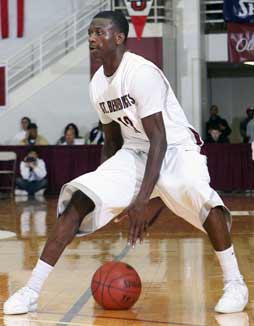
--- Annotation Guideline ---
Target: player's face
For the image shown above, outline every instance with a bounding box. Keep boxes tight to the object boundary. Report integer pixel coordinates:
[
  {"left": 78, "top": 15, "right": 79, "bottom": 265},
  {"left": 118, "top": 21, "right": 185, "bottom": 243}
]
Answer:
[{"left": 88, "top": 18, "right": 118, "bottom": 60}]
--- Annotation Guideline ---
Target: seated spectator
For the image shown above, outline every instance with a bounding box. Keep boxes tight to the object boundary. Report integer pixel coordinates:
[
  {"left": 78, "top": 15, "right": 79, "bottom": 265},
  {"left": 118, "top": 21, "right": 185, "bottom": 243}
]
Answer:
[
  {"left": 61, "top": 128, "right": 84, "bottom": 145},
  {"left": 15, "top": 148, "right": 48, "bottom": 197},
  {"left": 205, "top": 126, "right": 230, "bottom": 143},
  {"left": 57, "top": 123, "right": 81, "bottom": 144},
  {"left": 240, "top": 107, "right": 254, "bottom": 143},
  {"left": 86, "top": 121, "right": 104, "bottom": 145},
  {"left": 246, "top": 117, "right": 254, "bottom": 143},
  {"left": 11, "top": 116, "right": 31, "bottom": 144},
  {"left": 20, "top": 123, "right": 48, "bottom": 145},
  {"left": 206, "top": 105, "right": 231, "bottom": 141}
]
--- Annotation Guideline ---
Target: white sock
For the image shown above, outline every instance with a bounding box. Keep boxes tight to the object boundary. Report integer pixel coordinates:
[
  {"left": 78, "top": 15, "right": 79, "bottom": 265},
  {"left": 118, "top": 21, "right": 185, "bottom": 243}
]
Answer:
[
  {"left": 26, "top": 259, "right": 53, "bottom": 293},
  {"left": 215, "top": 245, "right": 243, "bottom": 283}
]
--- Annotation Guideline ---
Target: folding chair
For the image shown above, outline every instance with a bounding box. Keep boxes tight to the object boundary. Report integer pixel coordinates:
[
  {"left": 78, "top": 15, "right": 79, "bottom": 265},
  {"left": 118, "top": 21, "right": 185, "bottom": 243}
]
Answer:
[{"left": 0, "top": 151, "right": 17, "bottom": 197}]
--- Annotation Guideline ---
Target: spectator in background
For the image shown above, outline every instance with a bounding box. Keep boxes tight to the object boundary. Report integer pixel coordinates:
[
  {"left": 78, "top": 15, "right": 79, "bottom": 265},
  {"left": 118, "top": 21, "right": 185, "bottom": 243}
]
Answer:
[
  {"left": 11, "top": 116, "right": 31, "bottom": 144},
  {"left": 15, "top": 148, "right": 48, "bottom": 197},
  {"left": 60, "top": 128, "right": 84, "bottom": 145},
  {"left": 57, "top": 123, "right": 81, "bottom": 144},
  {"left": 246, "top": 115, "right": 254, "bottom": 143},
  {"left": 240, "top": 107, "right": 254, "bottom": 143},
  {"left": 206, "top": 105, "right": 231, "bottom": 142},
  {"left": 86, "top": 121, "right": 104, "bottom": 145},
  {"left": 205, "top": 126, "right": 229, "bottom": 143},
  {"left": 20, "top": 123, "right": 48, "bottom": 145}
]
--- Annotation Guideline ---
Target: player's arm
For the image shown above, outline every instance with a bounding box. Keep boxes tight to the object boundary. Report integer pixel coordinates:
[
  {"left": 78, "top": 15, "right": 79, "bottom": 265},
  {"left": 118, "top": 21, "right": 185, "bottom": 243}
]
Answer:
[
  {"left": 115, "top": 112, "right": 167, "bottom": 245},
  {"left": 136, "top": 112, "right": 167, "bottom": 200},
  {"left": 115, "top": 66, "right": 168, "bottom": 245},
  {"left": 89, "top": 82, "right": 123, "bottom": 162},
  {"left": 101, "top": 121, "right": 123, "bottom": 162}
]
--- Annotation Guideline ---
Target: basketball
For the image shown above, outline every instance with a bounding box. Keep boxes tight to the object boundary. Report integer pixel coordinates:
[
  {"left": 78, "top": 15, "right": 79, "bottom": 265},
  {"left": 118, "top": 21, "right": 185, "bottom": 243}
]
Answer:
[{"left": 91, "top": 261, "right": 142, "bottom": 310}]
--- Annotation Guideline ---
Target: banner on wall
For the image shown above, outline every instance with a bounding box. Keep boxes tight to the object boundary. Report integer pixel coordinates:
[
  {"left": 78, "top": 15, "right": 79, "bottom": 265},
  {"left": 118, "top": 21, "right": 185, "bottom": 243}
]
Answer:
[
  {"left": 224, "top": 0, "right": 254, "bottom": 23},
  {"left": 228, "top": 23, "right": 254, "bottom": 63},
  {"left": 0, "top": 65, "right": 7, "bottom": 108},
  {"left": 124, "top": 0, "right": 153, "bottom": 40},
  {"left": 0, "top": 0, "right": 25, "bottom": 38}
]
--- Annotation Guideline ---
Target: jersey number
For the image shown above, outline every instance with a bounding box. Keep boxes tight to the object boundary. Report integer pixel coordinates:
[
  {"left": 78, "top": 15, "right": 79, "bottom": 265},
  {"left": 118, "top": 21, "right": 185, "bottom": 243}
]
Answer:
[{"left": 117, "top": 116, "right": 141, "bottom": 133}]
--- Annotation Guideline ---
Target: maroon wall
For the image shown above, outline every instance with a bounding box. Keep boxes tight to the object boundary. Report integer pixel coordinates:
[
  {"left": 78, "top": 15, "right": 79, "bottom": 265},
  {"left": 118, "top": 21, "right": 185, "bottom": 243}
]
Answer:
[
  {"left": 90, "top": 37, "right": 163, "bottom": 77},
  {"left": 0, "top": 66, "right": 6, "bottom": 107},
  {"left": 126, "top": 37, "right": 163, "bottom": 69}
]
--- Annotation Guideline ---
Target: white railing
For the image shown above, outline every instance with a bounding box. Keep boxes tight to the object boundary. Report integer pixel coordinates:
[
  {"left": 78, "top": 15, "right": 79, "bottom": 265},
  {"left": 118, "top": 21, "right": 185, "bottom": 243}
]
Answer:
[
  {"left": 205, "top": 0, "right": 225, "bottom": 33},
  {"left": 5, "top": 0, "right": 110, "bottom": 93},
  {"left": 112, "top": 0, "right": 173, "bottom": 23}
]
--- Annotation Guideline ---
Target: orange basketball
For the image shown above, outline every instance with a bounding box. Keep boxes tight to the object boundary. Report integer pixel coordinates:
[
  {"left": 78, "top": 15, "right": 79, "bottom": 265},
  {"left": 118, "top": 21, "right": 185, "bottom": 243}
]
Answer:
[{"left": 91, "top": 261, "right": 142, "bottom": 310}]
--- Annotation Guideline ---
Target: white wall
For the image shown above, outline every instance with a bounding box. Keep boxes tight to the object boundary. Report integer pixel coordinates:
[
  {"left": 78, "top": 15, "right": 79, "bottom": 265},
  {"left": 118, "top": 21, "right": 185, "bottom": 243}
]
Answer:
[
  {"left": 208, "top": 77, "right": 254, "bottom": 142},
  {"left": 0, "top": 43, "right": 99, "bottom": 145},
  {"left": 0, "top": 0, "right": 96, "bottom": 60},
  {"left": 174, "top": 0, "right": 204, "bottom": 133},
  {"left": 205, "top": 34, "right": 228, "bottom": 62}
]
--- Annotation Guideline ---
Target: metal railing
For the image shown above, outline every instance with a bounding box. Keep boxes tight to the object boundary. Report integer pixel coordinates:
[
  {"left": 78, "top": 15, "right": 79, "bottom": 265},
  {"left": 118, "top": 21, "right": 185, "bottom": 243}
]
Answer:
[
  {"left": 5, "top": 0, "right": 174, "bottom": 95},
  {"left": 205, "top": 0, "right": 226, "bottom": 33},
  {"left": 112, "top": 0, "right": 173, "bottom": 23},
  {"left": 5, "top": 0, "right": 110, "bottom": 93}
]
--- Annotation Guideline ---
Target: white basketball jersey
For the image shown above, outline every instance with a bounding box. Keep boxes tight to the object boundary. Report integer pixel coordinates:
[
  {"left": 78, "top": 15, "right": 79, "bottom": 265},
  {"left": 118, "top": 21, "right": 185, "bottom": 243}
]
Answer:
[{"left": 89, "top": 52, "right": 202, "bottom": 152}]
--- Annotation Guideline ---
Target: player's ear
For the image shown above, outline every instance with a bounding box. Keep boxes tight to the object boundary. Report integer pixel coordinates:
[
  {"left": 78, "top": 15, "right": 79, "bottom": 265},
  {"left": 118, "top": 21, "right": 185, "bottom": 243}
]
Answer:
[{"left": 115, "top": 32, "right": 125, "bottom": 45}]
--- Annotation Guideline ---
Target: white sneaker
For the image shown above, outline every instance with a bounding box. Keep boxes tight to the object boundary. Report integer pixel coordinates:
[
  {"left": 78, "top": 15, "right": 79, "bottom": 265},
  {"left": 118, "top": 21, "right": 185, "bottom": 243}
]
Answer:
[
  {"left": 215, "top": 279, "right": 248, "bottom": 314},
  {"left": 4, "top": 287, "right": 39, "bottom": 315},
  {"left": 35, "top": 189, "right": 45, "bottom": 197},
  {"left": 15, "top": 189, "right": 28, "bottom": 196}
]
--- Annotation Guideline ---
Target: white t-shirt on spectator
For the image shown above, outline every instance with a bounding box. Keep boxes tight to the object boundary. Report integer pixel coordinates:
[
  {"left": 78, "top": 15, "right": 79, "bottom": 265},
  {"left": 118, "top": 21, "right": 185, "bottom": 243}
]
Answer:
[
  {"left": 61, "top": 138, "right": 84, "bottom": 145},
  {"left": 246, "top": 119, "right": 254, "bottom": 143},
  {"left": 20, "top": 159, "right": 47, "bottom": 181}
]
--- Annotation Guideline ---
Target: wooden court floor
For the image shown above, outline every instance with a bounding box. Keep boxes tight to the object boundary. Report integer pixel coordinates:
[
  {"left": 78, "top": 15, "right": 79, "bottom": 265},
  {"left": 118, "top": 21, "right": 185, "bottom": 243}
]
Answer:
[{"left": 0, "top": 195, "right": 253, "bottom": 326}]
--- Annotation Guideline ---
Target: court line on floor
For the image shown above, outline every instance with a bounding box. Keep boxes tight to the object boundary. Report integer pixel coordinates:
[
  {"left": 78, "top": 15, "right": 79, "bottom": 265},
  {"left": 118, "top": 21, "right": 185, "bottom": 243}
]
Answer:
[
  {"left": 0, "top": 230, "right": 16, "bottom": 240},
  {"left": 39, "top": 311, "right": 205, "bottom": 326},
  {"left": 57, "top": 244, "right": 131, "bottom": 325},
  {"left": 0, "top": 316, "right": 91, "bottom": 326},
  {"left": 231, "top": 211, "right": 254, "bottom": 216}
]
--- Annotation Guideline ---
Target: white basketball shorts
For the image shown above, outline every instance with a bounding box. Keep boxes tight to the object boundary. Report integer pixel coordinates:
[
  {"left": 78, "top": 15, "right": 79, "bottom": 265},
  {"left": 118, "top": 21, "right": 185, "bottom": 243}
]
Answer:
[{"left": 57, "top": 146, "right": 231, "bottom": 235}]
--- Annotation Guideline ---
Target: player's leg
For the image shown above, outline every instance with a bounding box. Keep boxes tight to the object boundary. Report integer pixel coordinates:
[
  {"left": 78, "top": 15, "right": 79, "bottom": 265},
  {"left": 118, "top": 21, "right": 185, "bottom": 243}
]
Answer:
[
  {"left": 203, "top": 207, "right": 248, "bottom": 313},
  {"left": 4, "top": 149, "right": 145, "bottom": 315},
  {"left": 40, "top": 190, "right": 95, "bottom": 266},
  {"left": 203, "top": 207, "right": 231, "bottom": 250},
  {"left": 157, "top": 147, "right": 248, "bottom": 314},
  {"left": 4, "top": 190, "right": 94, "bottom": 315}
]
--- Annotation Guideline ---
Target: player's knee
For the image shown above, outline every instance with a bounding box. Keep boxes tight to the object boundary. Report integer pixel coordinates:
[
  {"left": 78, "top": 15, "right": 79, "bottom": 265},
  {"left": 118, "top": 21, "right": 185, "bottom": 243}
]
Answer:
[
  {"left": 69, "top": 190, "right": 95, "bottom": 216},
  {"left": 62, "top": 190, "right": 95, "bottom": 220}
]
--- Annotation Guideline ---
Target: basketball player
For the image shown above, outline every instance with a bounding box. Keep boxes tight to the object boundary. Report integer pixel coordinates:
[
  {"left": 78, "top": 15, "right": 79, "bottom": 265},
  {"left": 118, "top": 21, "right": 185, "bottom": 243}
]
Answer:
[{"left": 4, "top": 11, "right": 248, "bottom": 315}]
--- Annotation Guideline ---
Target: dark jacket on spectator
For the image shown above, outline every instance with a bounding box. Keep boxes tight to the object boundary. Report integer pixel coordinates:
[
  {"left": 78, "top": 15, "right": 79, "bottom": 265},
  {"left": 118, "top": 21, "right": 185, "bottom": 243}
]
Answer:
[{"left": 206, "top": 116, "right": 231, "bottom": 140}]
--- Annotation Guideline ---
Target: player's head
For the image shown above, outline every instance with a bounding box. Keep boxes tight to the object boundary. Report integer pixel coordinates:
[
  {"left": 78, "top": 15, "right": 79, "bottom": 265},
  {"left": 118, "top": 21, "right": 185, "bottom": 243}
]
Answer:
[
  {"left": 93, "top": 11, "right": 129, "bottom": 42},
  {"left": 89, "top": 11, "right": 129, "bottom": 60}
]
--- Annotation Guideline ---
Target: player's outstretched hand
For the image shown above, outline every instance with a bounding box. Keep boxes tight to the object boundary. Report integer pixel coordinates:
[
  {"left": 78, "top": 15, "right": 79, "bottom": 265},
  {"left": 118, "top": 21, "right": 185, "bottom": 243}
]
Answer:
[{"left": 114, "top": 200, "right": 149, "bottom": 247}]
